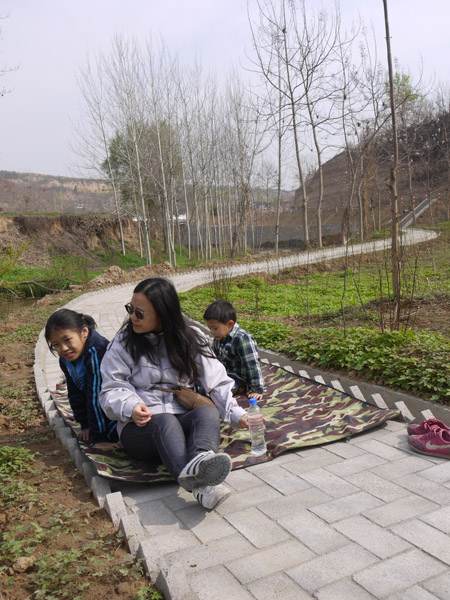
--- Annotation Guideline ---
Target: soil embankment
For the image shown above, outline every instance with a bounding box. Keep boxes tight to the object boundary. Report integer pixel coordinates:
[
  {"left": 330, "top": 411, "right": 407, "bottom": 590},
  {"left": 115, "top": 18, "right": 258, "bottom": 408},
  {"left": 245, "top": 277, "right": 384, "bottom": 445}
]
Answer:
[{"left": 0, "top": 214, "right": 139, "bottom": 268}]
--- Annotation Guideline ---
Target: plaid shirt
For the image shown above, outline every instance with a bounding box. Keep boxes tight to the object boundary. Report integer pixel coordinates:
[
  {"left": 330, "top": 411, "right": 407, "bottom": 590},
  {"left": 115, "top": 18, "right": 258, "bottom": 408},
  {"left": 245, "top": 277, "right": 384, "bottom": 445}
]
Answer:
[{"left": 212, "top": 323, "right": 265, "bottom": 394}]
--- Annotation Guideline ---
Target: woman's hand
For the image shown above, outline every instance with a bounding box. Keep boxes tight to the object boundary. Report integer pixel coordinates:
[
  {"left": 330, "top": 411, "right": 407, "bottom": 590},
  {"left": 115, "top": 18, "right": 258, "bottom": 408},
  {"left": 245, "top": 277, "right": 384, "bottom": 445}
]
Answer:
[
  {"left": 239, "top": 414, "right": 249, "bottom": 429},
  {"left": 238, "top": 413, "right": 267, "bottom": 430},
  {"left": 132, "top": 403, "right": 152, "bottom": 427}
]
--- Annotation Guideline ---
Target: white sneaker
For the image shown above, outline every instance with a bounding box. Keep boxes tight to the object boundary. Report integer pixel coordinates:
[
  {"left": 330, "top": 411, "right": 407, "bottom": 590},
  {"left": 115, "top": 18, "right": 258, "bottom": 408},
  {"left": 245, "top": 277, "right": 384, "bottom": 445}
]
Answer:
[
  {"left": 193, "top": 484, "right": 231, "bottom": 510},
  {"left": 178, "top": 451, "right": 232, "bottom": 492}
]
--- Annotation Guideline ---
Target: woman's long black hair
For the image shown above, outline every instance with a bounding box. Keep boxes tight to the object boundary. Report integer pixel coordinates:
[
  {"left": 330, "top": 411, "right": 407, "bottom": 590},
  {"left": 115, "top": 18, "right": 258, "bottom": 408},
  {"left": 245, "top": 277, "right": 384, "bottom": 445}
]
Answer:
[
  {"left": 45, "top": 309, "right": 96, "bottom": 355},
  {"left": 121, "top": 277, "right": 212, "bottom": 382}
]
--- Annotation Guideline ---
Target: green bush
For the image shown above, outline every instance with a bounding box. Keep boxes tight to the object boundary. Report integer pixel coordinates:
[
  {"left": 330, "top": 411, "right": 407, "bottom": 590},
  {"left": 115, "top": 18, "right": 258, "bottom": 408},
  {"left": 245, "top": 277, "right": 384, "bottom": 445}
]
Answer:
[
  {"left": 240, "top": 318, "right": 293, "bottom": 350},
  {"left": 282, "top": 327, "right": 450, "bottom": 401}
]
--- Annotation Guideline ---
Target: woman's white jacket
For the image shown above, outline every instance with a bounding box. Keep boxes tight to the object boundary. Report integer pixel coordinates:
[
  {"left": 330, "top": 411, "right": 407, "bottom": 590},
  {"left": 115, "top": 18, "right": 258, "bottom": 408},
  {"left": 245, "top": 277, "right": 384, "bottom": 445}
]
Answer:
[{"left": 99, "top": 327, "right": 246, "bottom": 435}]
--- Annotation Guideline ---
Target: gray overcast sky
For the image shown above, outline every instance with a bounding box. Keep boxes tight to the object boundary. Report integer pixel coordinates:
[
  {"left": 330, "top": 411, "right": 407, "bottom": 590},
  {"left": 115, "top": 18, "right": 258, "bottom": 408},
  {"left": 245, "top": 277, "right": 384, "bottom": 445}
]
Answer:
[{"left": 0, "top": 0, "right": 449, "bottom": 178}]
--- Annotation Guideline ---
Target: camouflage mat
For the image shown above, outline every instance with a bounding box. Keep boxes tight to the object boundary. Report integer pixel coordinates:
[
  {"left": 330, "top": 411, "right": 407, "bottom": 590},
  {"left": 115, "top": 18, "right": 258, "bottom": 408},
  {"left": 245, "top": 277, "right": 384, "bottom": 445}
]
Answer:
[{"left": 51, "top": 363, "right": 400, "bottom": 483}]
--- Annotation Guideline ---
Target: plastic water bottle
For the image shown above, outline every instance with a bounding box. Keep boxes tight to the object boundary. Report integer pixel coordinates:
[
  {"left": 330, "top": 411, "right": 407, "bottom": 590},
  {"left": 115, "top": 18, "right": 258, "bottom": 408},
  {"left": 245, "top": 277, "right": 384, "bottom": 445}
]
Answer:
[{"left": 247, "top": 398, "right": 266, "bottom": 455}]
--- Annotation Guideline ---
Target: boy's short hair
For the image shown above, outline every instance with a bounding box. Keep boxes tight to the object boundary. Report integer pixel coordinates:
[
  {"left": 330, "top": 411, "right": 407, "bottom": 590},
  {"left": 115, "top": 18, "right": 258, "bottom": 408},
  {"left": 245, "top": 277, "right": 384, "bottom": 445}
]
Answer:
[{"left": 203, "top": 300, "right": 237, "bottom": 324}]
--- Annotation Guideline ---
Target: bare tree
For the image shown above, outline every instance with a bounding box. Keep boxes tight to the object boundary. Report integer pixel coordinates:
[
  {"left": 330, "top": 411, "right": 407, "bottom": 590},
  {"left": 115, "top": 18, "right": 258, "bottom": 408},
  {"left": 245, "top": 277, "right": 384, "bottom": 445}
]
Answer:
[
  {"left": 104, "top": 35, "right": 153, "bottom": 264},
  {"left": 382, "top": 0, "right": 401, "bottom": 319},
  {"left": 250, "top": 0, "right": 312, "bottom": 246},
  {"left": 74, "top": 57, "right": 126, "bottom": 254},
  {"left": 434, "top": 84, "right": 450, "bottom": 220}
]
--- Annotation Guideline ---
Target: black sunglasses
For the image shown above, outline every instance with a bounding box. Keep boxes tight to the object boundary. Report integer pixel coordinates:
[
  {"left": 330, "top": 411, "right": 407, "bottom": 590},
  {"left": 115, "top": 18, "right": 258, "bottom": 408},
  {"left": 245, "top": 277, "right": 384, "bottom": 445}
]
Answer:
[{"left": 124, "top": 303, "right": 154, "bottom": 320}]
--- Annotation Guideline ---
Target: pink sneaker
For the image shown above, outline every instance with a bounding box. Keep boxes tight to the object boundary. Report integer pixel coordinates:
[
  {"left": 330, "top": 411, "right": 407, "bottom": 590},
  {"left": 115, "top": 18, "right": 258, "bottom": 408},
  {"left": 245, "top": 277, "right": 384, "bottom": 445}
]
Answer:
[
  {"left": 408, "top": 428, "right": 450, "bottom": 458},
  {"left": 407, "top": 418, "right": 450, "bottom": 436}
]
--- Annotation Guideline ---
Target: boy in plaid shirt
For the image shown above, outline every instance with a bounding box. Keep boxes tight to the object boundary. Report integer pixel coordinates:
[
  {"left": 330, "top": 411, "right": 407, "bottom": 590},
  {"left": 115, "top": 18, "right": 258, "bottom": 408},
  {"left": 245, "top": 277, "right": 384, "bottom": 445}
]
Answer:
[{"left": 203, "top": 300, "right": 265, "bottom": 400}]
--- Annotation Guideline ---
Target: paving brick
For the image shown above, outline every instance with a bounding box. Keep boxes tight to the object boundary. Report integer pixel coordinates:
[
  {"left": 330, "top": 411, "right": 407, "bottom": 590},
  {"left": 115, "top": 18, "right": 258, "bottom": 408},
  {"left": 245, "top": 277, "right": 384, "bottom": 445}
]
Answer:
[
  {"left": 281, "top": 448, "right": 343, "bottom": 475},
  {"left": 164, "top": 487, "right": 199, "bottom": 512},
  {"left": 247, "top": 452, "right": 300, "bottom": 468},
  {"left": 215, "top": 484, "right": 283, "bottom": 516},
  {"left": 367, "top": 429, "right": 409, "bottom": 450},
  {"left": 227, "top": 538, "right": 315, "bottom": 585},
  {"left": 225, "top": 468, "right": 262, "bottom": 491},
  {"left": 351, "top": 438, "right": 408, "bottom": 460},
  {"left": 396, "top": 473, "right": 450, "bottom": 505},
  {"left": 286, "top": 543, "right": 377, "bottom": 593},
  {"left": 316, "top": 577, "right": 377, "bottom": 599},
  {"left": 176, "top": 504, "right": 236, "bottom": 543},
  {"left": 310, "top": 491, "right": 383, "bottom": 523},
  {"left": 382, "top": 419, "right": 410, "bottom": 432},
  {"left": 224, "top": 506, "right": 290, "bottom": 548},
  {"left": 247, "top": 572, "right": 313, "bottom": 600},
  {"left": 188, "top": 565, "right": 254, "bottom": 600},
  {"left": 133, "top": 499, "right": 181, "bottom": 536},
  {"left": 353, "top": 549, "right": 447, "bottom": 598},
  {"left": 324, "top": 441, "right": 368, "bottom": 459},
  {"left": 138, "top": 528, "right": 200, "bottom": 570},
  {"left": 120, "top": 482, "right": 178, "bottom": 506},
  {"left": 344, "top": 470, "right": 409, "bottom": 502},
  {"left": 165, "top": 533, "right": 255, "bottom": 572},
  {"left": 372, "top": 456, "right": 435, "bottom": 480},
  {"left": 258, "top": 487, "right": 333, "bottom": 519},
  {"left": 422, "top": 571, "right": 450, "bottom": 599},
  {"left": 325, "top": 454, "right": 386, "bottom": 477},
  {"left": 420, "top": 505, "right": 450, "bottom": 534},
  {"left": 297, "top": 468, "right": 359, "bottom": 498},
  {"left": 334, "top": 515, "right": 411, "bottom": 558},
  {"left": 418, "top": 462, "right": 450, "bottom": 484},
  {"left": 390, "top": 520, "right": 450, "bottom": 566},
  {"left": 277, "top": 509, "right": 346, "bottom": 554},
  {"left": 386, "top": 585, "right": 442, "bottom": 600},
  {"left": 363, "top": 495, "right": 439, "bottom": 527},
  {"left": 249, "top": 464, "right": 311, "bottom": 495},
  {"left": 155, "top": 561, "right": 198, "bottom": 600}
]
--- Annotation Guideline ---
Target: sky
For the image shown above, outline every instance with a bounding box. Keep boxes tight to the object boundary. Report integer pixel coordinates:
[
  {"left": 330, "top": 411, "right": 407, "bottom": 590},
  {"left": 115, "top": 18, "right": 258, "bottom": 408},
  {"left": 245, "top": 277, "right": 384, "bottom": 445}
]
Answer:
[{"left": 0, "top": 0, "right": 449, "bottom": 180}]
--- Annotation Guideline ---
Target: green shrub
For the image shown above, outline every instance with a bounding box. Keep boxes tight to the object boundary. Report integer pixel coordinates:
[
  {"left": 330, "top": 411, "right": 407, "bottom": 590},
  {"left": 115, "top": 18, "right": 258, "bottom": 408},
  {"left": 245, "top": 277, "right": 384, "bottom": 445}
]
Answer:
[{"left": 282, "top": 327, "right": 450, "bottom": 401}]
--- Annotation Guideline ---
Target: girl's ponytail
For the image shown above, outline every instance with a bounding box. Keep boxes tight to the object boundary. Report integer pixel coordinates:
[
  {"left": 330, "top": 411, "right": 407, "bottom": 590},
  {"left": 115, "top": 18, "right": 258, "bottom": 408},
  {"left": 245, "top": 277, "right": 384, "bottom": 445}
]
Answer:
[{"left": 80, "top": 314, "right": 96, "bottom": 330}]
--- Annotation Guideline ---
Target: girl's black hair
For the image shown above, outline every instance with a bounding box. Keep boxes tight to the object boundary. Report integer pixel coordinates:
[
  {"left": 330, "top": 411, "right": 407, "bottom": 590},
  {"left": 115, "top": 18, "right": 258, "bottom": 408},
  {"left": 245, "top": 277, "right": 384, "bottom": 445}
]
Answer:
[
  {"left": 121, "top": 277, "right": 212, "bottom": 382},
  {"left": 45, "top": 308, "right": 96, "bottom": 354}
]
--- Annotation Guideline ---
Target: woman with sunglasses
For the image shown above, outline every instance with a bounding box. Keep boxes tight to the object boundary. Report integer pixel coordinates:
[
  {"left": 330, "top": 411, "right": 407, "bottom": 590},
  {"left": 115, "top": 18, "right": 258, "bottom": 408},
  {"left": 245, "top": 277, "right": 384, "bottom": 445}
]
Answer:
[{"left": 99, "top": 277, "right": 248, "bottom": 510}]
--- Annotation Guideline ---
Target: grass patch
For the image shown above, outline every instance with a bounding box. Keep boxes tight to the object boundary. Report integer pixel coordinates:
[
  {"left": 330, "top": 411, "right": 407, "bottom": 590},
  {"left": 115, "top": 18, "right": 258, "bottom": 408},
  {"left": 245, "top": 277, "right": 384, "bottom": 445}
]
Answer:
[{"left": 95, "top": 246, "right": 147, "bottom": 271}]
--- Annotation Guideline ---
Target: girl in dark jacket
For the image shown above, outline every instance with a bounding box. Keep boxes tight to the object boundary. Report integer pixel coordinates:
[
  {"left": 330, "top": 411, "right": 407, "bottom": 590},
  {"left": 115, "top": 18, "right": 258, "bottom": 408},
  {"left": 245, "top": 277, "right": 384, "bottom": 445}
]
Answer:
[{"left": 45, "top": 308, "right": 118, "bottom": 444}]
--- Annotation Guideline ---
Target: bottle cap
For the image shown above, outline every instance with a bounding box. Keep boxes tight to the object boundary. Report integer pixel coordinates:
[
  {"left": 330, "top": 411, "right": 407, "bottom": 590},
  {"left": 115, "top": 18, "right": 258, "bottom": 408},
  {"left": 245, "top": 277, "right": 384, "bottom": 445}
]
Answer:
[{"left": 249, "top": 398, "right": 257, "bottom": 405}]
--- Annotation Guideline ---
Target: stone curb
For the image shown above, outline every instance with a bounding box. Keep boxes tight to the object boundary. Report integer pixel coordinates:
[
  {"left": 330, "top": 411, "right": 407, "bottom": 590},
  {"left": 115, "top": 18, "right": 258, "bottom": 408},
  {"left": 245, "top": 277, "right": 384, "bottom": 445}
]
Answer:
[{"left": 118, "top": 514, "right": 146, "bottom": 555}]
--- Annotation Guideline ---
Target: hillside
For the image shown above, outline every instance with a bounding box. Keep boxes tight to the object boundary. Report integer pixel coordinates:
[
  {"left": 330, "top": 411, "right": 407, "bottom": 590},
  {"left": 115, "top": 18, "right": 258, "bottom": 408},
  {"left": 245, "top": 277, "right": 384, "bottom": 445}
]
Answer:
[
  {"left": 0, "top": 171, "right": 115, "bottom": 214},
  {"left": 299, "top": 111, "right": 450, "bottom": 236}
]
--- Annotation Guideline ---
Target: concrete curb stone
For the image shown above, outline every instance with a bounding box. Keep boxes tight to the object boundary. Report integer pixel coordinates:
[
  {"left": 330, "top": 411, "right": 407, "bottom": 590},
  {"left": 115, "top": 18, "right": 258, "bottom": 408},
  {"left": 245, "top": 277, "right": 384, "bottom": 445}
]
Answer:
[
  {"left": 104, "top": 491, "right": 128, "bottom": 527},
  {"left": 118, "top": 514, "right": 146, "bottom": 555}
]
